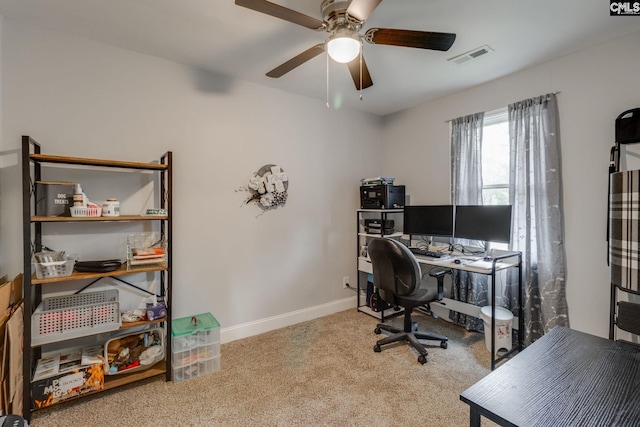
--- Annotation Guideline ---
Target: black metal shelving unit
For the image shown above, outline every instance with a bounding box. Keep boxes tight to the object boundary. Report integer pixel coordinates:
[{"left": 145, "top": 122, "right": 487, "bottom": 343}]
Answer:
[
  {"left": 21, "top": 136, "right": 172, "bottom": 420},
  {"left": 356, "top": 208, "right": 404, "bottom": 321}
]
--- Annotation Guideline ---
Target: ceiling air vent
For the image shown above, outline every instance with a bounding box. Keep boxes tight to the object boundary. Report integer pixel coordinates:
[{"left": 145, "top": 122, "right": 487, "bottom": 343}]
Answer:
[{"left": 448, "top": 45, "right": 494, "bottom": 65}]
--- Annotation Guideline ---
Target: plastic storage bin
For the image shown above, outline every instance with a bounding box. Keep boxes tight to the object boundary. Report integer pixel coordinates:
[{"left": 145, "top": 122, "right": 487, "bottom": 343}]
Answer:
[
  {"left": 33, "top": 257, "right": 76, "bottom": 279},
  {"left": 127, "top": 232, "right": 167, "bottom": 270},
  {"left": 69, "top": 205, "right": 102, "bottom": 217},
  {"left": 479, "top": 306, "right": 513, "bottom": 356},
  {"left": 171, "top": 313, "right": 220, "bottom": 382},
  {"left": 32, "top": 290, "right": 121, "bottom": 346}
]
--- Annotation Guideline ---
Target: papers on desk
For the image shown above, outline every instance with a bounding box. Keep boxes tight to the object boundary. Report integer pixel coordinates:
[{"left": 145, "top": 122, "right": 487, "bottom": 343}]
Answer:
[
  {"left": 415, "top": 255, "right": 513, "bottom": 271},
  {"left": 467, "top": 260, "right": 494, "bottom": 269},
  {"left": 457, "top": 259, "right": 509, "bottom": 271}
]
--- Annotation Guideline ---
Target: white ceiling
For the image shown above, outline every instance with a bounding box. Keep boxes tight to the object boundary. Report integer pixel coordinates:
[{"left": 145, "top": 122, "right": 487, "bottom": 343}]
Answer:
[{"left": 1, "top": 0, "right": 639, "bottom": 116}]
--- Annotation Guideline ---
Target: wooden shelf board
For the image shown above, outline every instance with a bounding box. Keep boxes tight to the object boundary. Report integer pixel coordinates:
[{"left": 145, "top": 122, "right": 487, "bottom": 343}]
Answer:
[
  {"left": 31, "top": 262, "right": 168, "bottom": 285},
  {"left": 30, "top": 320, "right": 166, "bottom": 347},
  {"left": 119, "top": 318, "right": 166, "bottom": 330},
  {"left": 30, "top": 153, "right": 167, "bottom": 170},
  {"left": 357, "top": 209, "right": 404, "bottom": 213},
  {"left": 104, "top": 361, "right": 167, "bottom": 390},
  {"left": 30, "top": 362, "right": 167, "bottom": 414},
  {"left": 358, "top": 232, "right": 403, "bottom": 238},
  {"left": 31, "top": 215, "right": 168, "bottom": 222}
]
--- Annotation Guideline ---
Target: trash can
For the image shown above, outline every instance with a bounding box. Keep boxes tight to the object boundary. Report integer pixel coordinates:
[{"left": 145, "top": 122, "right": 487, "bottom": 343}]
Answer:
[{"left": 479, "top": 306, "right": 513, "bottom": 355}]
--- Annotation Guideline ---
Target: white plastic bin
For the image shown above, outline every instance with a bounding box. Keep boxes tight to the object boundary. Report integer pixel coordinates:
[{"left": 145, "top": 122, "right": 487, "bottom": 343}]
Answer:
[{"left": 479, "top": 306, "right": 513, "bottom": 355}]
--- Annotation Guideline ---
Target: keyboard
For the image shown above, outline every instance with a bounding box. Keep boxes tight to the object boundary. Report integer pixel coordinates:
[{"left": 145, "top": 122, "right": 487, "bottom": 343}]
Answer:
[{"left": 409, "top": 248, "right": 447, "bottom": 258}]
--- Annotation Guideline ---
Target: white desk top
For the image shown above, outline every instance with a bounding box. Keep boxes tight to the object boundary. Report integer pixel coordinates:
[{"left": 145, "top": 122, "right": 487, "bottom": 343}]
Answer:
[
  {"left": 358, "top": 251, "right": 520, "bottom": 275},
  {"left": 414, "top": 254, "right": 518, "bottom": 274}
]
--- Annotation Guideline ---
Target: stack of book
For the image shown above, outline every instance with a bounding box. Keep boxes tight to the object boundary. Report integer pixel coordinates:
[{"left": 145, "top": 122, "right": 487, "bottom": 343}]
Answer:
[
  {"left": 127, "top": 233, "right": 166, "bottom": 269},
  {"left": 130, "top": 247, "right": 166, "bottom": 266}
]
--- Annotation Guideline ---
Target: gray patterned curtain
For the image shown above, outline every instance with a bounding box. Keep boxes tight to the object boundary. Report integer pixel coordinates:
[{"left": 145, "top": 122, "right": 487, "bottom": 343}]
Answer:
[
  {"left": 450, "top": 112, "right": 486, "bottom": 330},
  {"left": 508, "top": 93, "right": 569, "bottom": 345}
]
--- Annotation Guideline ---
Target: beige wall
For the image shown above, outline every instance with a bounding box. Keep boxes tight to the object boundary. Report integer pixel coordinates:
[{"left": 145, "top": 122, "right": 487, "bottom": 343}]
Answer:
[{"left": 0, "top": 19, "right": 383, "bottom": 342}]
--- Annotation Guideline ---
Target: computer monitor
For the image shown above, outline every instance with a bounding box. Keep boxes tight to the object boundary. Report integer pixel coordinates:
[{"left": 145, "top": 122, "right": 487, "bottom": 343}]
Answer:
[
  {"left": 453, "top": 205, "right": 512, "bottom": 244},
  {"left": 403, "top": 205, "right": 454, "bottom": 237}
]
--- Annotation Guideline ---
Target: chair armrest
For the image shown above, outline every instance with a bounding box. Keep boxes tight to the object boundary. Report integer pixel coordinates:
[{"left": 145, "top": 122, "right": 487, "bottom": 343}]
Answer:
[{"left": 429, "top": 268, "right": 451, "bottom": 300}]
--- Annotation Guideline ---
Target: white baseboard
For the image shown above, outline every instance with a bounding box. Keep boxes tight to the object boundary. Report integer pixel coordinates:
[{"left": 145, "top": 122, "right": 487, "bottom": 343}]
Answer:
[
  {"left": 220, "top": 296, "right": 357, "bottom": 344},
  {"left": 220, "top": 295, "right": 518, "bottom": 344}
]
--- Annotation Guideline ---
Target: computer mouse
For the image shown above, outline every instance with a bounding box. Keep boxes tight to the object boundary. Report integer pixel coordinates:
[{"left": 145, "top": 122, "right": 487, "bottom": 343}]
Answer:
[
  {"left": 454, "top": 259, "right": 462, "bottom": 264},
  {"left": 483, "top": 256, "right": 493, "bottom": 261}
]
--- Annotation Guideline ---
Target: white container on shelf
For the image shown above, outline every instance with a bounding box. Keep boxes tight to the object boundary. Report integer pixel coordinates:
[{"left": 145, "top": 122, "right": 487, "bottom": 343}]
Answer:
[
  {"left": 69, "top": 205, "right": 102, "bottom": 217},
  {"left": 102, "top": 198, "right": 120, "bottom": 216}
]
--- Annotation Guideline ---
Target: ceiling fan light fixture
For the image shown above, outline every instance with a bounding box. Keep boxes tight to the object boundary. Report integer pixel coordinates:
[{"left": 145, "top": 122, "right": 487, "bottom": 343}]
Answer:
[{"left": 327, "top": 31, "right": 361, "bottom": 63}]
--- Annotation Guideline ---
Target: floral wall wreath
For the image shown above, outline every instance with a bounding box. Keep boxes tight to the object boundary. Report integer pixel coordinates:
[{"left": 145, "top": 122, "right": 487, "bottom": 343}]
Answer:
[{"left": 239, "top": 164, "right": 289, "bottom": 212}]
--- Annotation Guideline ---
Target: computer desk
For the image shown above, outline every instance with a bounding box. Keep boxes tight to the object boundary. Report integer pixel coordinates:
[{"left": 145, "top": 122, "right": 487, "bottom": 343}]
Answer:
[{"left": 414, "top": 251, "right": 523, "bottom": 370}]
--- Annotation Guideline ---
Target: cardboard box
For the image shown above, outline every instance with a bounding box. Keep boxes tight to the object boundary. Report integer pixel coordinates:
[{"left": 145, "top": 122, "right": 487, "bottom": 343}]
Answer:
[
  {"left": 5, "top": 302, "right": 23, "bottom": 415},
  {"left": 0, "top": 274, "right": 25, "bottom": 415},
  {"left": 31, "top": 348, "right": 104, "bottom": 409},
  {"left": 35, "top": 181, "right": 75, "bottom": 216}
]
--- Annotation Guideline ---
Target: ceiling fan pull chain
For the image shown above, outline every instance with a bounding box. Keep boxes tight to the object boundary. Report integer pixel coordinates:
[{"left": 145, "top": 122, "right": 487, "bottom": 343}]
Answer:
[
  {"left": 359, "top": 48, "right": 363, "bottom": 101},
  {"left": 326, "top": 50, "right": 330, "bottom": 109}
]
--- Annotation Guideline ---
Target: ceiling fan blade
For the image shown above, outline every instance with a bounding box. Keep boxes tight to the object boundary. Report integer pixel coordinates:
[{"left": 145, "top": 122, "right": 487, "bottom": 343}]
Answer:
[
  {"left": 346, "top": 55, "right": 373, "bottom": 90},
  {"left": 365, "top": 28, "right": 456, "bottom": 51},
  {"left": 235, "top": 0, "right": 325, "bottom": 30},
  {"left": 346, "top": 0, "right": 382, "bottom": 22},
  {"left": 266, "top": 44, "right": 325, "bottom": 78}
]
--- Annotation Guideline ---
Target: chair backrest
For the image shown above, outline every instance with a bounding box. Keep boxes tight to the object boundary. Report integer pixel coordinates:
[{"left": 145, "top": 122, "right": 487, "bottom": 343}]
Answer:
[
  {"left": 368, "top": 237, "right": 421, "bottom": 298},
  {"left": 617, "top": 301, "right": 640, "bottom": 336}
]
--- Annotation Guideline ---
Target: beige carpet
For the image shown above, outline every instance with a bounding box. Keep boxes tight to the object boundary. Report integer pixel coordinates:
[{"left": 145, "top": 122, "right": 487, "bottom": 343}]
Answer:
[{"left": 30, "top": 309, "right": 496, "bottom": 426}]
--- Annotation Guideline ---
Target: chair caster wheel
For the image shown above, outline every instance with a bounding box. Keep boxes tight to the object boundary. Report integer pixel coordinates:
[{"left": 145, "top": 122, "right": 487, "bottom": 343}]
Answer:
[
  {"left": 374, "top": 327, "right": 382, "bottom": 334},
  {"left": 441, "top": 341, "right": 448, "bottom": 349},
  {"left": 418, "top": 355, "right": 427, "bottom": 364},
  {"left": 373, "top": 345, "right": 381, "bottom": 353}
]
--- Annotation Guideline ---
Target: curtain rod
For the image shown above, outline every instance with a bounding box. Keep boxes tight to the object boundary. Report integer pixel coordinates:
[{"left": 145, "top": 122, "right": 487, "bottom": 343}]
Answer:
[{"left": 444, "top": 91, "right": 561, "bottom": 123}]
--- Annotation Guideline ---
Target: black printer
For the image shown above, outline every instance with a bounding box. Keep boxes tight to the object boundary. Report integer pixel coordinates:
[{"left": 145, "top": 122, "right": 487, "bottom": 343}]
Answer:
[{"left": 360, "top": 185, "right": 405, "bottom": 209}]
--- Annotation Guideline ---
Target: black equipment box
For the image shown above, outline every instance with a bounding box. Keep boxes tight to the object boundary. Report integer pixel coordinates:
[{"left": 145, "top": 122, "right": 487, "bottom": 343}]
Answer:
[
  {"left": 364, "top": 219, "right": 395, "bottom": 234},
  {"left": 360, "top": 185, "right": 405, "bottom": 209},
  {"left": 364, "top": 219, "right": 395, "bottom": 228}
]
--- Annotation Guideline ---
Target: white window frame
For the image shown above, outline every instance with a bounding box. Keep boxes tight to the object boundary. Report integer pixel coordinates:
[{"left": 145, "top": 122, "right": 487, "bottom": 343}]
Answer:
[{"left": 481, "top": 108, "right": 509, "bottom": 205}]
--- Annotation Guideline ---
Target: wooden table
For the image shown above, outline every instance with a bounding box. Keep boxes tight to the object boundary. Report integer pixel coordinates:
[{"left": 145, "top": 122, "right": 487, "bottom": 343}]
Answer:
[{"left": 460, "top": 326, "right": 640, "bottom": 426}]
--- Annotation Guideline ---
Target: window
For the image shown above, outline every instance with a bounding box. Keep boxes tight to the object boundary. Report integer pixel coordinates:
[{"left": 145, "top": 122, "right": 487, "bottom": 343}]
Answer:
[{"left": 481, "top": 108, "right": 509, "bottom": 205}]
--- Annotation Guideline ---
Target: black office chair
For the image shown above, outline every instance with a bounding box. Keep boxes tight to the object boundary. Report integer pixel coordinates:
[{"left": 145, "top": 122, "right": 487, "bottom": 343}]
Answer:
[{"left": 368, "top": 237, "right": 449, "bottom": 364}]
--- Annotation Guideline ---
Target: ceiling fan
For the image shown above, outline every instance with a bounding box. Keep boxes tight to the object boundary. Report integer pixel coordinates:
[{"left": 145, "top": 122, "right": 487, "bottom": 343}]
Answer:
[{"left": 235, "top": 0, "right": 456, "bottom": 90}]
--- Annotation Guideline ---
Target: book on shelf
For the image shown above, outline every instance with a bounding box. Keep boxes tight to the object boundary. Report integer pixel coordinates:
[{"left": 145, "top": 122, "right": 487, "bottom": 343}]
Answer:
[{"left": 131, "top": 247, "right": 165, "bottom": 260}]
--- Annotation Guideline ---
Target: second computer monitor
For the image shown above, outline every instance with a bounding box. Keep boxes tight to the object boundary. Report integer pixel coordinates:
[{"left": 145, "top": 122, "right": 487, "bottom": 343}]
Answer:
[
  {"left": 403, "top": 205, "right": 454, "bottom": 237},
  {"left": 454, "top": 205, "right": 512, "bottom": 244}
]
